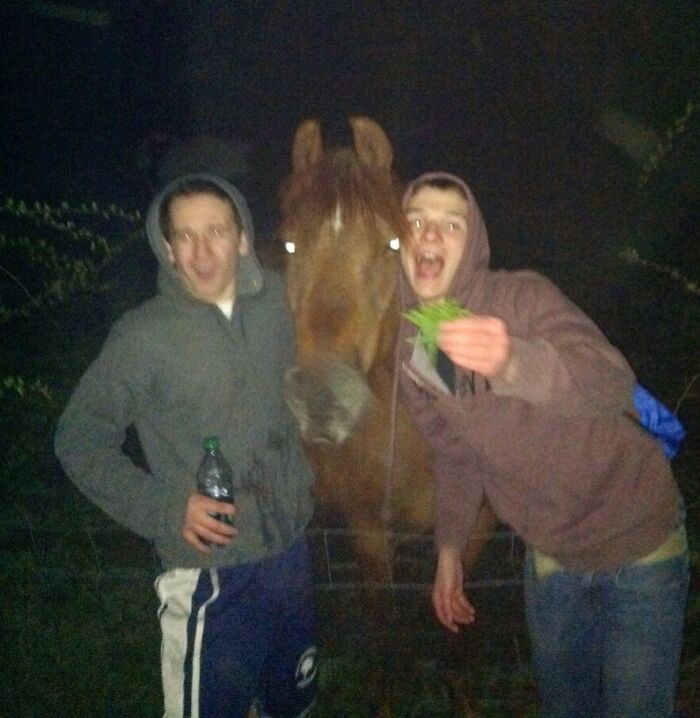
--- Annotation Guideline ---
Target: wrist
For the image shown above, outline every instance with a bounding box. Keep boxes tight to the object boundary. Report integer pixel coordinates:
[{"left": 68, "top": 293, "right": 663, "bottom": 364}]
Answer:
[{"left": 438, "top": 544, "right": 462, "bottom": 562}]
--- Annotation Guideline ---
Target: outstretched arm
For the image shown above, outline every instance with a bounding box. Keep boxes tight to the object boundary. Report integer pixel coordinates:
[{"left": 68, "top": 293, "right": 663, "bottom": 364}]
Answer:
[
  {"left": 440, "top": 275, "right": 635, "bottom": 416},
  {"left": 432, "top": 545, "right": 476, "bottom": 632}
]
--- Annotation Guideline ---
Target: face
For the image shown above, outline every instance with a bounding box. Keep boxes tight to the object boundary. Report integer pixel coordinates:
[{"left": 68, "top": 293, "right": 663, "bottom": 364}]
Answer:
[
  {"left": 401, "top": 185, "right": 469, "bottom": 303},
  {"left": 166, "top": 193, "right": 248, "bottom": 304}
]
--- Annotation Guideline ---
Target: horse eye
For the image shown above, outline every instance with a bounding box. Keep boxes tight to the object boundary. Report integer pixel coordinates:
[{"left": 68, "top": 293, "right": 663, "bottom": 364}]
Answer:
[
  {"left": 284, "top": 241, "right": 296, "bottom": 254},
  {"left": 388, "top": 237, "right": 400, "bottom": 251}
]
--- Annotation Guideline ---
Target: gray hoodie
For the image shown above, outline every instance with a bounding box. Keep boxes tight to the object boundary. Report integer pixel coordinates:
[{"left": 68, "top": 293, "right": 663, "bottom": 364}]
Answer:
[{"left": 55, "top": 174, "right": 314, "bottom": 569}]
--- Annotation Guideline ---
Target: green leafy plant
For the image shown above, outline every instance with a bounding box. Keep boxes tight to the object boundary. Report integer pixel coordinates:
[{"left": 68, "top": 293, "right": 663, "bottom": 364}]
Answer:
[
  {"left": 620, "top": 247, "right": 699, "bottom": 297},
  {"left": 403, "top": 298, "right": 472, "bottom": 363},
  {"left": 0, "top": 375, "right": 53, "bottom": 402},
  {"left": 0, "top": 195, "right": 142, "bottom": 324},
  {"left": 638, "top": 97, "right": 698, "bottom": 190}
]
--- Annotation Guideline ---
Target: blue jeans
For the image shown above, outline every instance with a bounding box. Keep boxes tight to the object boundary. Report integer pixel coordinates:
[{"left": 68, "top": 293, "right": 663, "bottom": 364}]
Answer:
[{"left": 524, "top": 545, "right": 689, "bottom": 718}]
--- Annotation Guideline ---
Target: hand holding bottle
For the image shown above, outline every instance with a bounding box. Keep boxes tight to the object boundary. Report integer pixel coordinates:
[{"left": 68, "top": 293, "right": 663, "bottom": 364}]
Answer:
[
  {"left": 183, "top": 436, "right": 238, "bottom": 554},
  {"left": 182, "top": 492, "right": 237, "bottom": 554}
]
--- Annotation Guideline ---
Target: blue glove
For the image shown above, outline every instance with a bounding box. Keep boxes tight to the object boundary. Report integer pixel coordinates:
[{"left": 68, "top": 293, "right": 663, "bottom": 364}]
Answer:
[{"left": 633, "top": 384, "right": 686, "bottom": 459}]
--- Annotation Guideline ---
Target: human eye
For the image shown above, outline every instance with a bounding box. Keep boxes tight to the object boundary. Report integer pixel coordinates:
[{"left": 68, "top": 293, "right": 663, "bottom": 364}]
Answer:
[
  {"left": 443, "top": 220, "right": 465, "bottom": 234},
  {"left": 170, "top": 230, "right": 191, "bottom": 244},
  {"left": 407, "top": 216, "right": 422, "bottom": 231},
  {"left": 207, "top": 225, "right": 229, "bottom": 240}
]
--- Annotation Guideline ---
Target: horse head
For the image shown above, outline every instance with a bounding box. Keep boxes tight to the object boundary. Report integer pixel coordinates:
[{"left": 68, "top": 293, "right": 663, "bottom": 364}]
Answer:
[
  {"left": 278, "top": 117, "right": 496, "bottom": 593},
  {"left": 280, "top": 117, "right": 408, "bottom": 444}
]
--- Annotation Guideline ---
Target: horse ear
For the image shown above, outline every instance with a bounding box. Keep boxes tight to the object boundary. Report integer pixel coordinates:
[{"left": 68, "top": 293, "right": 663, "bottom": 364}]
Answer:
[
  {"left": 349, "top": 116, "right": 393, "bottom": 170},
  {"left": 292, "top": 118, "right": 324, "bottom": 172}
]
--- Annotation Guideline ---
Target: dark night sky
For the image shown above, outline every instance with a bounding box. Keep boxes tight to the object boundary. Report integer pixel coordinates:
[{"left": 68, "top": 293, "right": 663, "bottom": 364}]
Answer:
[{"left": 1, "top": 0, "right": 698, "bottom": 228}]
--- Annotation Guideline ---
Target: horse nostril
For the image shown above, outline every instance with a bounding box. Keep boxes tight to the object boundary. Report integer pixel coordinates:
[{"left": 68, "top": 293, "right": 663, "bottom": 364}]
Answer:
[
  {"left": 284, "top": 366, "right": 317, "bottom": 401},
  {"left": 309, "top": 434, "right": 332, "bottom": 446}
]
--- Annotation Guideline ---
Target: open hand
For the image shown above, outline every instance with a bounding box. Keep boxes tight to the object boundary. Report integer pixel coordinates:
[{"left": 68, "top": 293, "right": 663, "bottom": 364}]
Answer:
[{"left": 432, "top": 546, "right": 476, "bottom": 633}]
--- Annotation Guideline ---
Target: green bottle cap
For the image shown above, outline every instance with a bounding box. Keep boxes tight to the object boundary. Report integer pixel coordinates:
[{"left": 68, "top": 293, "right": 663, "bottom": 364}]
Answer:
[{"left": 203, "top": 436, "right": 220, "bottom": 451}]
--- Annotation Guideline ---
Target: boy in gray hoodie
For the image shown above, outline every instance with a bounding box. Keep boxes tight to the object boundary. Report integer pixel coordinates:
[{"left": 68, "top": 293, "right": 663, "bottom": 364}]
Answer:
[{"left": 55, "top": 175, "right": 317, "bottom": 718}]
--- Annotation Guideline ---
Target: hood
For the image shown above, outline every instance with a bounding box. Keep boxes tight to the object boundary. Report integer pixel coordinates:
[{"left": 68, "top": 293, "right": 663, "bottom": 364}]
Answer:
[
  {"left": 145, "top": 173, "right": 264, "bottom": 302},
  {"left": 400, "top": 171, "right": 491, "bottom": 309}
]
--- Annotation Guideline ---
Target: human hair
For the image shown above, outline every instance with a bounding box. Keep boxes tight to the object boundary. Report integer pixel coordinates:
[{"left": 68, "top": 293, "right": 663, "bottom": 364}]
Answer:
[
  {"left": 407, "top": 175, "right": 469, "bottom": 201},
  {"left": 159, "top": 178, "right": 241, "bottom": 241}
]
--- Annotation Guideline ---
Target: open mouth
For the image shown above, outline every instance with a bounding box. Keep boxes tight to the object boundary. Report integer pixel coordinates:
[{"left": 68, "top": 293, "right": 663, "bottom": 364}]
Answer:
[
  {"left": 194, "top": 266, "right": 217, "bottom": 282},
  {"left": 415, "top": 251, "right": 444, "bottom": 279}
]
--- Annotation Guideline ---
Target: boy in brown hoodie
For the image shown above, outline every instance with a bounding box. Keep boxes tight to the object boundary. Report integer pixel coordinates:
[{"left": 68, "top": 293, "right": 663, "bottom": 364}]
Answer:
[{"left": 397, "top": 172, "right": 688, "bottom": 718}]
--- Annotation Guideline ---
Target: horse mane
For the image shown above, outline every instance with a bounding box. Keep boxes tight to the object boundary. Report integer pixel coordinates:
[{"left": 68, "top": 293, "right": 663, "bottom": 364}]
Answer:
[{"left": 279, "top": 147, "right": 406, "bottom": 245}]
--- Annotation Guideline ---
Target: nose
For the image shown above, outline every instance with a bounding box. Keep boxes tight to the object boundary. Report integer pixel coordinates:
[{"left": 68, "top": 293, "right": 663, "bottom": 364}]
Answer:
[
  {"left": 192, "top": 236, "right": 211, "bottom": 261},
  {"left": 421, "top": 220, "right": 442, "bottom": 242}
]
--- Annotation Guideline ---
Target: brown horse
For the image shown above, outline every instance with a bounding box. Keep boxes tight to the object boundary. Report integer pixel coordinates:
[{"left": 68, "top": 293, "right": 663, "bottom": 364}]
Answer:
[{"left": 279, "top": 116, "right": 494, "bottom": 583}]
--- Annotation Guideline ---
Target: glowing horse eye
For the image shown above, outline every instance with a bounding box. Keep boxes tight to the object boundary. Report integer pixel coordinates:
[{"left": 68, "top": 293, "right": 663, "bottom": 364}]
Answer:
[
  {"left": 284, "top": 241, "right": 296, "bottom": 254},
  {"left": 388, "top": 237, "right": 400, "bottom": 251}
]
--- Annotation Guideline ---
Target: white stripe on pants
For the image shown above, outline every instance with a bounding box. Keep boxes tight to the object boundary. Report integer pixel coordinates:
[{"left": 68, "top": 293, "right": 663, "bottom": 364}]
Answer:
[{"left": 155, "top": 567, "right": 221, "bottom": 718}]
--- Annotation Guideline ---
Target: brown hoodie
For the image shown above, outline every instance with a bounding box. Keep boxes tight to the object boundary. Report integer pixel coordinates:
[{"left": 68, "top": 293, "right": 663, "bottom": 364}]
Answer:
[{"left": 397, "top": 173, "right": 680, "bottom": 572}]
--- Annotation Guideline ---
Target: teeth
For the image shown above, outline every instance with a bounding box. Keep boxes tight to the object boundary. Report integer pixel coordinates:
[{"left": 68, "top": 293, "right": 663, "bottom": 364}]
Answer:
[{"left": 417, "top": 251, "right": 441, "bottom": 261}]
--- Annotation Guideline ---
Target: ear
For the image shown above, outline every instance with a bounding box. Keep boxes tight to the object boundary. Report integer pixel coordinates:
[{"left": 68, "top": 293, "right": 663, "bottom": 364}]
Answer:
[
  {"left": 239, "top": 231, "right": 250, "bottom": 256},
  {"left": 349, "top": 116, "right": 393, "bottom": 170},
  {"left": 292, "top": 118, "right": 323, "bottom": 172},
  {"left": 164, "top": 240, "right": 175, "bottom": 264}
]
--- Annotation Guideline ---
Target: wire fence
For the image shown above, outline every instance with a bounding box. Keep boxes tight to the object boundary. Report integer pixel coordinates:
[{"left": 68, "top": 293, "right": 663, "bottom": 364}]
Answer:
[
  {"left": 307, "top": 526, "right": 524, "bottom": 591},
  {"left": 0, "top": 515, "right": 524, "bottom": 592}
]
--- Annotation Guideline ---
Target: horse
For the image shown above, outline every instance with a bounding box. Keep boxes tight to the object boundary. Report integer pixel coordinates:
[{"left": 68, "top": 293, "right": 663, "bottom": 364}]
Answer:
[{"left": 279, "top": 116, "right": 495, "bottom": 584}]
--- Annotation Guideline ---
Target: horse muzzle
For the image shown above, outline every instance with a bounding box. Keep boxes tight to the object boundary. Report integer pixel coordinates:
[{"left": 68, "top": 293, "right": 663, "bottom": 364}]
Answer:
[{"left": 284, "top": 361, "right": 373, "bottom": 445}]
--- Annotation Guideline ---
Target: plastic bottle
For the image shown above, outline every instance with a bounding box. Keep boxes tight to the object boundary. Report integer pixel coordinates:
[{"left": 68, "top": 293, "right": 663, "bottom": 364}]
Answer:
[{"left": 195, "top": 436, "right": 235, "bottom": 526}]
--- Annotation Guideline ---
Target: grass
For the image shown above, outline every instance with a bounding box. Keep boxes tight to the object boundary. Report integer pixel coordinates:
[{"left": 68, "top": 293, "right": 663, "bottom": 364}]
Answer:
[
  {"left": 0, "top": 554, "right": 161, "bottom": 717},
  {"left": 0, "top": 535, "right": 537, "bottom": 717}
]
